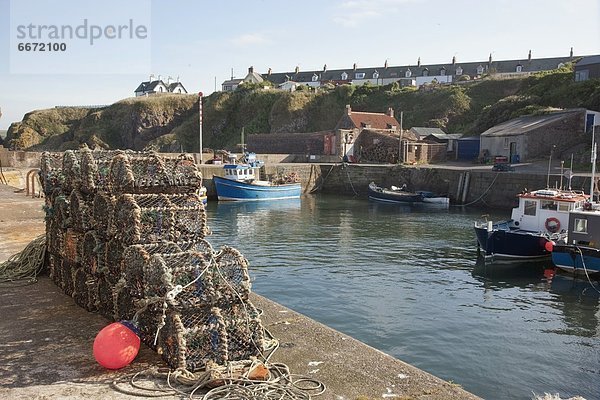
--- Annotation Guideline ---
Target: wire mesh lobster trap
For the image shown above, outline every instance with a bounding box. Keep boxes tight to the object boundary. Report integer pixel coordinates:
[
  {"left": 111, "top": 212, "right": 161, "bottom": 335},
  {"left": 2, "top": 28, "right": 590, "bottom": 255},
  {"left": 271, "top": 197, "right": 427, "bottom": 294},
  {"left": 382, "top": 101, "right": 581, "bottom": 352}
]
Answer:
[{"left": 40, "top": 148, "right": 268, "bottom": 374}]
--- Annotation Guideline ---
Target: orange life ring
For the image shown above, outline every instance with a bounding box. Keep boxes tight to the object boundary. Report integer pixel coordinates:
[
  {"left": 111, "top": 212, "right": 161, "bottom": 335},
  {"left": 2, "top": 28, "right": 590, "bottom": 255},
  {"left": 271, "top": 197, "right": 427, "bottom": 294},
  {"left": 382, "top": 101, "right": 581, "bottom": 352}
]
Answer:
[{"left": 545, "top": 217, "right": 561, "bottom": 233}]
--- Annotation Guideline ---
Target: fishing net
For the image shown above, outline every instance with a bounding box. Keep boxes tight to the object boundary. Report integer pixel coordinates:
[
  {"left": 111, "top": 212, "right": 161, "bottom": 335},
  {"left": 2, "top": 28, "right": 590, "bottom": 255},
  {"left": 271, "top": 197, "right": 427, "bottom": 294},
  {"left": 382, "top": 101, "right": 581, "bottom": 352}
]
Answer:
[{"left": 40, "top": 148, "right": 267, "bottom": 374}]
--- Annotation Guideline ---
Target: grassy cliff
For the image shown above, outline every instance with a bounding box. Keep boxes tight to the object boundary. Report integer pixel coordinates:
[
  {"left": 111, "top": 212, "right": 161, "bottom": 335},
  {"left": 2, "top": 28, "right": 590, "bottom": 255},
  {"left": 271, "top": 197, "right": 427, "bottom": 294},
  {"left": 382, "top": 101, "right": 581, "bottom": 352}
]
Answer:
[{"left": 6, "top": 64, "right": 600, "bottom": 152}]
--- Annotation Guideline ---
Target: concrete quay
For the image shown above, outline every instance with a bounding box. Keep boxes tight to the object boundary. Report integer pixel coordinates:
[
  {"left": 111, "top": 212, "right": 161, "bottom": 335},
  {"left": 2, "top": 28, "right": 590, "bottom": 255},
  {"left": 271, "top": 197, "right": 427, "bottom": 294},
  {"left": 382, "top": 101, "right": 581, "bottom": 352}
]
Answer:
[{"left": 0, "top": 184, "right": 480, "bottom": 399}]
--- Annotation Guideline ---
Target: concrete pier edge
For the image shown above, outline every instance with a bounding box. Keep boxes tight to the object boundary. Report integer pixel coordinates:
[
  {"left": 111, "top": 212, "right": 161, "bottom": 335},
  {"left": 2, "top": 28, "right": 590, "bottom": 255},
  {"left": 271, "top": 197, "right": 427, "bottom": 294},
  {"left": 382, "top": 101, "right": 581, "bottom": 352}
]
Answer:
[{"left": 0, "top": 183, "right": 480, "bottom": 399}]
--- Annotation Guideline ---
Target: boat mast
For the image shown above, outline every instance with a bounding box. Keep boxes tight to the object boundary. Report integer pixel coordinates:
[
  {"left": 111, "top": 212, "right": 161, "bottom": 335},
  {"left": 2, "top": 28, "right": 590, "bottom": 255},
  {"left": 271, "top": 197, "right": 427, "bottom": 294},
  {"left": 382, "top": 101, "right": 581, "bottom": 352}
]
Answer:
[
  {"left": 569, "top": 153, "right": 574, "bottom": 190},
  {"left": 591, "top": 125, "right": 597, "bottom": 201},
  {"left": 241, "top": 126, "right": 245, "bottom": 154}
]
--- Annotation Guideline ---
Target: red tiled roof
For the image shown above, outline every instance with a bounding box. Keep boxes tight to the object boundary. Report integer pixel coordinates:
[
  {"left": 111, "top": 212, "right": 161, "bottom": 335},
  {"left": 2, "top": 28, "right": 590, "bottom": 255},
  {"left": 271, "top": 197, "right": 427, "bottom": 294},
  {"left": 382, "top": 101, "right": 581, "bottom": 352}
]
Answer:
[{"left": 348, "top": 111, "right": 399, "bottom": 130}]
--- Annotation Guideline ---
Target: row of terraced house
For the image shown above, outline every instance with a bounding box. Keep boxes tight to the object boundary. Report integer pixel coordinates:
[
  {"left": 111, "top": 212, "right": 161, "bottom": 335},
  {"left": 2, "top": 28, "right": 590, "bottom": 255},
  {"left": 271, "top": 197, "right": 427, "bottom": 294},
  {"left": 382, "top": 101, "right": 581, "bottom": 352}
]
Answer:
[{"left": 222, "top": 48, "right": 600, "bottom": 92}]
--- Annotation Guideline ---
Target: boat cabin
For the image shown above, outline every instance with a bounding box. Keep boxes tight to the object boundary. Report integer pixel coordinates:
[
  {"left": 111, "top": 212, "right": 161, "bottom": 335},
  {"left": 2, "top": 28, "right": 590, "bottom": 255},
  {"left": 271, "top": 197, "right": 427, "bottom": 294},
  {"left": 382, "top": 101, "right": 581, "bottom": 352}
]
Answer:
[
  {"left": 566, "top": 209, "right": 600, "bottom": 246},
  {"left": 223, "top": 164, "right": 260, "bottom": 182},
  {"left": 510, "top": 189, "right": 588, "bottom": 233}
]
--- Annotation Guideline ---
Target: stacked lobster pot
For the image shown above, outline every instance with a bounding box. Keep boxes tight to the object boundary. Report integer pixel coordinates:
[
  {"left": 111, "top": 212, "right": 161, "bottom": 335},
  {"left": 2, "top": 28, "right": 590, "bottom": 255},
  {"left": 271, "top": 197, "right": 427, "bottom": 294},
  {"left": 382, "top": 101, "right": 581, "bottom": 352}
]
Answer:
[{"left": 40, "top": 147, "right": 266, "bottom": 372}]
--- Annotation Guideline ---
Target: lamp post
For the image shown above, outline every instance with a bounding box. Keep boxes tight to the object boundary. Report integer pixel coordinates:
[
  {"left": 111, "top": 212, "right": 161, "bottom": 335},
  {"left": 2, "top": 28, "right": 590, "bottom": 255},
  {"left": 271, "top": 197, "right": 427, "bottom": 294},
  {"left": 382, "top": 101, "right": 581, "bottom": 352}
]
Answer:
[{"left": 198, "top": 92, "right": 203, "bottom": 164}]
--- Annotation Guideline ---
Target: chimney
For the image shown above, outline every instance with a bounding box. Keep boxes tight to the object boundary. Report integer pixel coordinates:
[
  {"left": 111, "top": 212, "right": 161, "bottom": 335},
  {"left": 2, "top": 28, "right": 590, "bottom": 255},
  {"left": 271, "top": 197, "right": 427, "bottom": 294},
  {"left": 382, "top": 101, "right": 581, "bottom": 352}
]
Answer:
[
  {"left": 570, "top": 47, "right": 573, "bottom": 58},
  {"left": 528, "top": 50, "right": 532, "bottom": 62},
  {"left": 323, "top": 64, "right": 327, "bottom": 72},
  {"left": 345, "top": 104, "right": 352, "bottom": 115},
  {"left": 176, "top": 75, "right": 180, "bottom": 82},
  {"left": 267, "top": 67, "right": 272, "bottom": 75},
  {"left": 417, "top": 57, "right": 421, "bottom": 67},
  {"left": 295, "top": 65, "right": 300, "bottom": 74},
  {"left": 167, "top": 76, "right": 173, "bottom": 84},
  {"left": 489, "top": 53, "right": 492, "bottom": 64},
  {"left": 386, "top": 107, "right": 394, "bottom": 118},
  {"left": 384, "top": 59, "right": 388, "bottom": 69},
  {"left": 149, "top": 73, "right": 155, "bottom": 82},
  {"left": 248, "top": 66, "right": 254, "bottom": 74},
  {"left": 353, "top": 63, "right": 357, "bottom": 71},
  {"left": 157, "top": 74, "right": 162, "bottom": 82},
  {"left": 231, "top": 67, "right": 234, "bottom": 80},
  {"left": 452, "top": 56, "right": 456, "bottom": 66}
]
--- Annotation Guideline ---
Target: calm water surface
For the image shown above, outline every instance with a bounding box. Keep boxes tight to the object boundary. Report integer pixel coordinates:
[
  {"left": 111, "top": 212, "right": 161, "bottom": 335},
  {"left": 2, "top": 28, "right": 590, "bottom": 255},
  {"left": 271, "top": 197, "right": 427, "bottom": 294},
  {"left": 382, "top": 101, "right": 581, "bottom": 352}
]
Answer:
[{"left": 205, "top": 195, "right": 600, "bottom": 400}]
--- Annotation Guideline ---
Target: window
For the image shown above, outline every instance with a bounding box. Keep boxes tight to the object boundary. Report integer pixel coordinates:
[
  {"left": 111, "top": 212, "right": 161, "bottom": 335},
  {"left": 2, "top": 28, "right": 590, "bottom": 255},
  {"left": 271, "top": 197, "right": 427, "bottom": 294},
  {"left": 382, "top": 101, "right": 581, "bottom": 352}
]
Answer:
[
  {"left": 341, "top": 72, "right": 348, "bottom": 80},
  {"left": 503, "top": 138, "right": 509, "bottom": 149},
  {"left": 476, "top": 65, "right": 484, "bottom": 75},
  {"left": 159, "top": 86, "right": 163, "bottom": 92},
  {"left": 558, "top": 203, "right": 570, "bottom": 212},
  {"left": 574, "top": 218, "right": 588, "bottom": 233},
  {"left": 541, "top": 200, "right": 557, "bottom": 210},
  {"left": 516, "top": 64, "right": 523, "bottom": 73},
  {"left": 422, "top": 68, "right": 429, "bottom": 76},
  {"left": 373, "top": 71, "right": 379, "bottom": 79},
  {"left": 355, "top": 72, "right": 365, "bottom": 79},
  {"left": 312, "top": 74, "right": 319, "bottom": 82},
  {"left": 440, "top": 68, "right": 446, "bottom": 76},
  {"left": 455, "top": 66, "right": 463, "bottom": 76},
  {"left": 405, "top": 69, "right": 412, "bottom": 78},
  {"left": 524, "top": 200, "right": 537, "bottom": 216},
  {"left": 575, "top": 70, "right": 589, "bottom": 82}
]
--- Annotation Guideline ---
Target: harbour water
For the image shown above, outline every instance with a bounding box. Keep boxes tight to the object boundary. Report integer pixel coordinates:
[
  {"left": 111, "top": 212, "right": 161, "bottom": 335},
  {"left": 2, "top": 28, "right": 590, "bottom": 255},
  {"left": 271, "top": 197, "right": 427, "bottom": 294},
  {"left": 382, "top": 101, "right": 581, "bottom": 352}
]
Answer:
[{"left": 206, "top": 194, "right": 600, "bottom": 400}]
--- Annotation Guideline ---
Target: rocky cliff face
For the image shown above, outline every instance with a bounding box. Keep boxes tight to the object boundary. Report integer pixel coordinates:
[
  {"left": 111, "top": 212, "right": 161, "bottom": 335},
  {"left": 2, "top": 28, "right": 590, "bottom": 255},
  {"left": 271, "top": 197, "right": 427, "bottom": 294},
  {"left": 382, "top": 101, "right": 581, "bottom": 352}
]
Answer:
[{"left": 6, "top": 94, "right": 198, "bottom": 151}]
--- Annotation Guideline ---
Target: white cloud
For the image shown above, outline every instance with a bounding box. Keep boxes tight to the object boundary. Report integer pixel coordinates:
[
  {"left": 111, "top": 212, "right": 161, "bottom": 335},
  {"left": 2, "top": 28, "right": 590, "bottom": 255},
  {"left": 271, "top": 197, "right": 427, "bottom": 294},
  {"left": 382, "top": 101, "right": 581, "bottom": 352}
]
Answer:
[
  {"left": 332, "top": 0, "right": 421, "bottom": 27},
  {"left": 230, "top": 33, "right": 270, "bottom": 46}
]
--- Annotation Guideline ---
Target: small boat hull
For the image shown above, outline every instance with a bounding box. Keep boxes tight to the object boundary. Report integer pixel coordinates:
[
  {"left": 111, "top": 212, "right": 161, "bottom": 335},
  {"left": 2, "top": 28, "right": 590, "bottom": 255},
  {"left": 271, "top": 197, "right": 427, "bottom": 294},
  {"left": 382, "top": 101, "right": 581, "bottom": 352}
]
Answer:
[
  {"left": 214, "top": 175, "right": 301, "bottom": 201},
  {"left": 368, "top": 183, "right": 423, "bottom": 204},
  {"left": 551, "top": 245, "right": 600, "bottom": 276},
  {"left": 474, "top": 225, "right": 553, "bottom": 261}
]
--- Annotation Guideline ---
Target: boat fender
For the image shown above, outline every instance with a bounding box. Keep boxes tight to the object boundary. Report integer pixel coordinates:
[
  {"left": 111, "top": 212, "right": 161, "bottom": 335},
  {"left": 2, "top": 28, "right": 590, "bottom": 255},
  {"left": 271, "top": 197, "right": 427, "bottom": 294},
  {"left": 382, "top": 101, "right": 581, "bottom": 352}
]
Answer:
[
  {"left": 544, "top": 217, "right": 560, "bottom": 233},
  {"left": 544, "top": 240, "right": 555, "bottom": 252}
]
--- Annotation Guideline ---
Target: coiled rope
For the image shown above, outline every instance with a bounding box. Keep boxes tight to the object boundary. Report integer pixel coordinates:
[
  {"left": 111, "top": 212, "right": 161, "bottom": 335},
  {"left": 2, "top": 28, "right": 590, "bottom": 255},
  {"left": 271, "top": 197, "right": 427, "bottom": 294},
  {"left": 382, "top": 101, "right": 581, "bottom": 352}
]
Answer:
[
  {"left": 0, "top": 235, "right": 46, "bottom": 286},
  {"left": 111, "top": 360, "right": 326, "bottom": 399}
]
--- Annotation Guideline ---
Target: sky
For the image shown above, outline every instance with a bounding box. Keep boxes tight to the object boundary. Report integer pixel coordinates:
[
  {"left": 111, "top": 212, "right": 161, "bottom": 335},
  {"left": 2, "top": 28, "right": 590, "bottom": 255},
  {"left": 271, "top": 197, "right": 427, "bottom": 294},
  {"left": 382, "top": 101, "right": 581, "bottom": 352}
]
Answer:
[{"left": 0, "top": 0, "right": 599, "bottom": 130}]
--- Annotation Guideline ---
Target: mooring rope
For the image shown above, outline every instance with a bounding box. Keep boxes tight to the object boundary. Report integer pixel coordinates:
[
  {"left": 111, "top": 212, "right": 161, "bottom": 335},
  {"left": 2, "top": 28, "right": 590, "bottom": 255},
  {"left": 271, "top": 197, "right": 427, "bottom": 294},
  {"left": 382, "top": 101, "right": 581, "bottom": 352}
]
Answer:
[
  {"left": 574, "top": 246, "right": 600, "bottom": 294},
  {"left": 0, "top": 235, "right": 46, "bottom": 286},
  {"left": 452, "top": 172, "right": 500, "bottom": 207}
]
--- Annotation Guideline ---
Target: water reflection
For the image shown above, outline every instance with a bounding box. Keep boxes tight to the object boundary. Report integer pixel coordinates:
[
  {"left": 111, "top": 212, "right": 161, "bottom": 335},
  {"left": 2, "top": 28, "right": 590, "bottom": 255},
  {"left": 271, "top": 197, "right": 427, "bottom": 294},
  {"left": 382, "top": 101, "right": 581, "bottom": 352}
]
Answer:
[
  {"left": 204, "top": 194, "right": 600, "bottom": 399},
  {"left": 549, "top": 274, "right": 600, "bottom": 338}
]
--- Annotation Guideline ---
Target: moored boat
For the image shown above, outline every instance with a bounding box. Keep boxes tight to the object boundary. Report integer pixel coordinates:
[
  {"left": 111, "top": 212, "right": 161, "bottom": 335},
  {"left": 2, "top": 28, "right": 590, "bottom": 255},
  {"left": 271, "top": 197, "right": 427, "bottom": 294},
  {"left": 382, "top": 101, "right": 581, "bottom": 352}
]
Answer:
[
  {"left": 213, "top": 153, "right": 301, "bottom": 201},
  {"left": 416, "top": 190, "right": 450, "bottom": 206},
  {"left": 474, "top": 188, "right": 588, "bottom": 261},
  {"left": 368, "top": 182, "right": 424, "bottom": 204},
  {"left": 551, "top": 206, "right": 600, "bottom": 276},
  {"left": 550, "top": 127, "right": 600, "bottom": 276}
]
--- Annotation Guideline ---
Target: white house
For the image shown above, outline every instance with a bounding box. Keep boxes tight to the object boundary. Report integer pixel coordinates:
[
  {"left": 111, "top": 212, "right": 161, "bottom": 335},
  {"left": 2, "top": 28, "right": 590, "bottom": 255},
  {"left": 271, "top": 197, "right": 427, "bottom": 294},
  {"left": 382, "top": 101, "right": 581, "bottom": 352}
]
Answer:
[{"left": 135, "top": 75, "right": 188, "bottom": 96}]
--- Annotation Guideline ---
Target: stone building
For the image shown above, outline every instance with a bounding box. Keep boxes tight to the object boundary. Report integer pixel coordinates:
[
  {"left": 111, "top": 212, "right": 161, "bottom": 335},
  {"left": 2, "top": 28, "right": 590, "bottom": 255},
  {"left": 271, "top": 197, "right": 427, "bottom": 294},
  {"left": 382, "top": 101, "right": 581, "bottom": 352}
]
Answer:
[{"left": 479, "top": 109, "right": 599, "bottom": 162}]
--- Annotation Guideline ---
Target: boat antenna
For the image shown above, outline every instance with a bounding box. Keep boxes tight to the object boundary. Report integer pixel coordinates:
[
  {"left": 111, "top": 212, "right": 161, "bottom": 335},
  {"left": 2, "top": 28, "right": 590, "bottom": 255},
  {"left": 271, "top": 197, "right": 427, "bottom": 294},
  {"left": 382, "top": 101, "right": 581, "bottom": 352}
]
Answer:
[
  {"left": 590, "top": 125, "right": 597, "bottom": 201},
  {"left": 559, "top": 160, "right": 564, "bottom": 190},
  {"left": 546, "top": 145, "right": 555, "bottom": 188}
]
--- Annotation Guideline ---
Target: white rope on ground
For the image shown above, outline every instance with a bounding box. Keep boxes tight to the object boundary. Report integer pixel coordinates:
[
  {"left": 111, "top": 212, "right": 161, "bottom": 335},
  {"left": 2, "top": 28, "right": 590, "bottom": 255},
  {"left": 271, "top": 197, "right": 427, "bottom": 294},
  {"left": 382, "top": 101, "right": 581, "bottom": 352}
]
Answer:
[{"left": 0, "top": 235, "right": 46, "bottom": 286}]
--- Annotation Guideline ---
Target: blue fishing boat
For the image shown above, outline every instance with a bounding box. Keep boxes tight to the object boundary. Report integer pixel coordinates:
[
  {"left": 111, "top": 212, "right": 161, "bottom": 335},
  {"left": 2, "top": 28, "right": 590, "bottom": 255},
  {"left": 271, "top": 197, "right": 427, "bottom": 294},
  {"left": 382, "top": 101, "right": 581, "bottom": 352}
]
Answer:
[
  {"left": 551, "top": 127, "right": 600, "bottom": 276},
  {"left": 551, "top": 208, "right": 600, "bottom": 276},
  {"left": 213, "top": 153, "right": 301, "bottom": 201},
  {"left": 474, "top": 188, "right": 588, "bottom": 261}
]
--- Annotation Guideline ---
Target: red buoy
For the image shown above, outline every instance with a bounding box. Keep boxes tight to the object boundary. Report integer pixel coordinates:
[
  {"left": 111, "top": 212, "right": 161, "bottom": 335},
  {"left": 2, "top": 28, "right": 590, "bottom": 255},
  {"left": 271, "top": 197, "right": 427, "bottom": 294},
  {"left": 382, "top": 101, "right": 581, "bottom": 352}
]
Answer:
[
  {"left": 93, "top": 321, "right": 140, "bottom": 369},
  {"left": 544, "top": 241, "right": 555, "bottom": 252}
]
